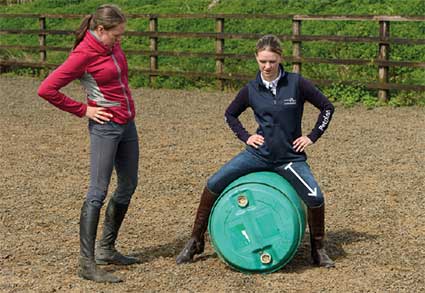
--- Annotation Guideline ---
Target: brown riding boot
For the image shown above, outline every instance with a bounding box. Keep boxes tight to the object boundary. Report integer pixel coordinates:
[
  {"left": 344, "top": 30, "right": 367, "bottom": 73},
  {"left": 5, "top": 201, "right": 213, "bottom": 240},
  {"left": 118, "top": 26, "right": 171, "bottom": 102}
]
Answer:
[
  {"left": 308, "top": 204, "right": 335, "bottom": 268},
  {"left": 176, "top": 186, "right": 217, "bottom": 264}
]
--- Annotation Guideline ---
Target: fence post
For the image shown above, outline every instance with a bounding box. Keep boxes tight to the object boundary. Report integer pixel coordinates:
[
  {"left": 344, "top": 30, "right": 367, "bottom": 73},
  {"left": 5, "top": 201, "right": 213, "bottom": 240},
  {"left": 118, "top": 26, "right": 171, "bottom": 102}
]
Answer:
[
  {"left": 149, "top": 16, "right": 158, "bottom": 87},
  {"left": 378, "top": 20, "right": 390, "bottom": 102},
  {"left": 292, "top": 18, "right": 301, "bottom": 74},
  {"left": 38, "top": 16, "right": 46, "bottom": 62},
  {"left": 215, "top": 18, "right": 225, "bottom": 90}
]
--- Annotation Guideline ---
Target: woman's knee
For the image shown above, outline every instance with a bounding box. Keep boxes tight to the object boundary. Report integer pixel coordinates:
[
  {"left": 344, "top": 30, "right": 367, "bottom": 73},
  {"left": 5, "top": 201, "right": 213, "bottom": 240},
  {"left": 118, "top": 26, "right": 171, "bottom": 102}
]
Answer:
[
  {"left": 114, "top": 182, "right": 137, "bottom": 203},
  {"left": 86, "top": 192, "right": 107, "bottom": 208},
  {"left": 305, "top": 194, "right": 324, "bottom": 208},
  {"left": 206, "top": 175, "right": 225, "bottom": 195},
  {"left": 112, "top": 189, "right": 135, "bottom": 205}
]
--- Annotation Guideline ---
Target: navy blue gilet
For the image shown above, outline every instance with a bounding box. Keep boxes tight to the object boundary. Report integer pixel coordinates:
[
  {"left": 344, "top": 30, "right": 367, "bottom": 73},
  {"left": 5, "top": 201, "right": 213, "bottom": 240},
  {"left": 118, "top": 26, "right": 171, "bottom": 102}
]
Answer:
[{"left": 246, "top": 71, "right": 306, "bottom": 163}]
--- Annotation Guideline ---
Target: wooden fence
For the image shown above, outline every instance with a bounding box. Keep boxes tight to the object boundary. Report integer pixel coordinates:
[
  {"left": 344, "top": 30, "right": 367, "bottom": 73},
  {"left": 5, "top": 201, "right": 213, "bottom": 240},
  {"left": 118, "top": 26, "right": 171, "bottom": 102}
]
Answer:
[{"left": 1, "top": 13, "right": 425, "bottom": 101}]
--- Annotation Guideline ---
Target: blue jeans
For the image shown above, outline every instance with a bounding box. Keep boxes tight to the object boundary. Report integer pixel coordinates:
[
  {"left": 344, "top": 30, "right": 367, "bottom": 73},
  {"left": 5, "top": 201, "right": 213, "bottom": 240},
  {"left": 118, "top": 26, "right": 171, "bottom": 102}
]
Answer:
[
  {"left": 86, "top": 120, "right": 139, "bottom": 207},
  {"left": 207, "top": 150, "right": 324, "bottom": 208}
]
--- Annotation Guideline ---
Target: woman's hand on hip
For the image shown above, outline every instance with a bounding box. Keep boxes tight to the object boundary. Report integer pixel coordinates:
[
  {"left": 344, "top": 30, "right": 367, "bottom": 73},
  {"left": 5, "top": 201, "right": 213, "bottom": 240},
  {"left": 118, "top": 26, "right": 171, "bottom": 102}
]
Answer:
[
  {"left": 85, "top": 106, "right": 113, "bottom": 124},
  {"left": 293, "top": 136, "right": 313, "bottom": 152},
  {"left": 247, "top": 134, "right": 264, "bottom": 149}
]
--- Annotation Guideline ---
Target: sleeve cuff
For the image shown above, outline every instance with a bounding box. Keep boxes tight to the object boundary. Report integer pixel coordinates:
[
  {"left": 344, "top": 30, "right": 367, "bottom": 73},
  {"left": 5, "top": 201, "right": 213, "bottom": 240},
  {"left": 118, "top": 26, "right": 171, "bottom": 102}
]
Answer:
[{"left": 307, "top": 132, "right": 319, "bottom": 143}]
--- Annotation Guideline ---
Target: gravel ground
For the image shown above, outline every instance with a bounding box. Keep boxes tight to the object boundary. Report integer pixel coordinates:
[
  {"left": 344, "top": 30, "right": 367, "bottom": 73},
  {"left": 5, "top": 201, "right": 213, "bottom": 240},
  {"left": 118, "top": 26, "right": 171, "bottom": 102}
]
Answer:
[{"left": 0, "top": 76, "right": 424, "bottom": 292}]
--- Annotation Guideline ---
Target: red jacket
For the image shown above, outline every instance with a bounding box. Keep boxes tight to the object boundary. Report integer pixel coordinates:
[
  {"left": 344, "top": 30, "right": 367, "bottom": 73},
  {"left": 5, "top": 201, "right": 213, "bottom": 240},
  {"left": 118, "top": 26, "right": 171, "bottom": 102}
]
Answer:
[{"left": 38, "top": 31, "right": 135, "bottom": 124}]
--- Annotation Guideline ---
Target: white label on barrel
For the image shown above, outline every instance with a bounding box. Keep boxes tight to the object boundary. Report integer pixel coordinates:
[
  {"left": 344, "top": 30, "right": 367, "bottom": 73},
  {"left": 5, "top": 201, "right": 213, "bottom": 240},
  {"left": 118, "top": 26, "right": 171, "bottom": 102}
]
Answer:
[{"left": 241, "top": 230, "right": 250, "bottom": 242}]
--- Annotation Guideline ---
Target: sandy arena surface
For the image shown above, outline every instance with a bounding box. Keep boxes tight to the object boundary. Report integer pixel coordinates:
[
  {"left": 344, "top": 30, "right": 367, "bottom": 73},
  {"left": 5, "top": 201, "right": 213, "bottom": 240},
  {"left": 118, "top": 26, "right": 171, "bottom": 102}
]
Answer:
[{"left": 0, "top": 76, "right": 424, "bottom": 292}]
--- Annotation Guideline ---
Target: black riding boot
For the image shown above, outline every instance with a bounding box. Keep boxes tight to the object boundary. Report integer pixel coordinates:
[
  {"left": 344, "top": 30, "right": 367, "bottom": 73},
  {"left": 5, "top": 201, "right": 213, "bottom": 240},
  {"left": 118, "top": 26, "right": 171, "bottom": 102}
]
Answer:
[
  {"left": 308, "top": 204, "right": 335, "bottom": 268},
  {"left": 176, "top": 187, "right": 217, "bottom": 264},
  {"left": 95, "top": 198, "right": 139, "bottom": 265},
  {"left": 78, "top": 201, "right": 122, "bottom": 283}
]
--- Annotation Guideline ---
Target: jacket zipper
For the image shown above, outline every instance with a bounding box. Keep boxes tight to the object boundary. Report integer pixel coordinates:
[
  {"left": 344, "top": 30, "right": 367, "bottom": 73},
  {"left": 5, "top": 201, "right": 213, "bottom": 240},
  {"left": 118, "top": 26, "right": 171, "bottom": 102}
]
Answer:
[{"left": 111, "top": 54, "right": 132, "bottom": 117}]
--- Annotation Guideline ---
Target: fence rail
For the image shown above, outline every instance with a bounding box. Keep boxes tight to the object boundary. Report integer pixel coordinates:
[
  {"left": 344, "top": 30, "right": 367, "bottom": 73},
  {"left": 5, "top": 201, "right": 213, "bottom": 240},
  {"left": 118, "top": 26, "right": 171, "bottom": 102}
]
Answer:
[{"left": 1, "top": 13, "right": 425, "bottom": 100}]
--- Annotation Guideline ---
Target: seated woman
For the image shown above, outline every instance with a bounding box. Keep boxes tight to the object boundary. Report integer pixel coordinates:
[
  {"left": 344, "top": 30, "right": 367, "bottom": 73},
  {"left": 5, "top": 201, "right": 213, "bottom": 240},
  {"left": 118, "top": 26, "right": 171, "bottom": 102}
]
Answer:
[{"left": 176, "top": 34, "right": 335, "bottom": 268}]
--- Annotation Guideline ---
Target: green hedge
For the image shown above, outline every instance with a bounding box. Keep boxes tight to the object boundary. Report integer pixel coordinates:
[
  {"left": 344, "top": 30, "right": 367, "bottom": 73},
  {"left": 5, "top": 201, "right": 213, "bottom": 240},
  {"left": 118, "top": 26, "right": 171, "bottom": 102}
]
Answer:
[{"left": 1, "top": 0, "right": 425, "bottom": 106}]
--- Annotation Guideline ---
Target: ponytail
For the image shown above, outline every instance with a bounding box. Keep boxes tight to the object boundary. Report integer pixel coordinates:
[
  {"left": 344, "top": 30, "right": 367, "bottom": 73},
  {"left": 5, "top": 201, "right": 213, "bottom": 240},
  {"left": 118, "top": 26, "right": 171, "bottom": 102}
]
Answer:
[
  {"left": 73, "top": 5, "right": 126, "bottom": 50},
  {"left": 73, "top": 14, "right": 93, "bottom": 49}
]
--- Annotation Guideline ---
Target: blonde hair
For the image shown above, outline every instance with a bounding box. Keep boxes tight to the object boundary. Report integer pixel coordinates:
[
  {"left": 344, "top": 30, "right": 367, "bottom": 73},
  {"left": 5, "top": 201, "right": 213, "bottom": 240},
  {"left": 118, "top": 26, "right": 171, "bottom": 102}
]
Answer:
[
  {"left": 255, "top": 34, "right": 282, "bottom": 56},
  {"left": 74, "top": 4, "right": 126, "bottom": 49}
]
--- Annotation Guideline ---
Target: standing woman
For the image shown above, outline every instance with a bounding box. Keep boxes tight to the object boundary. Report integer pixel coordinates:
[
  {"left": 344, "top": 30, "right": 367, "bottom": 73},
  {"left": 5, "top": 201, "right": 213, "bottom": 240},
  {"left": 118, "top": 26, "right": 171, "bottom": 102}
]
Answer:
[
  {"left": 176, "top": 34, "right": 335, "bottom": 268},
  {"left": 38, "top": 4, "right": 139, "bottom": 283}
]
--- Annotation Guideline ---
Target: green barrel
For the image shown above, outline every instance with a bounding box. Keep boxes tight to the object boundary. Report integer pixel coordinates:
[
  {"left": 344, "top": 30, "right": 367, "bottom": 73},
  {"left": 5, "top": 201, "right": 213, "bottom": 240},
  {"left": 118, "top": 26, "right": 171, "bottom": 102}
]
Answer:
[{"left": 208, "top": 171, "right": 306, "bottom": 273}]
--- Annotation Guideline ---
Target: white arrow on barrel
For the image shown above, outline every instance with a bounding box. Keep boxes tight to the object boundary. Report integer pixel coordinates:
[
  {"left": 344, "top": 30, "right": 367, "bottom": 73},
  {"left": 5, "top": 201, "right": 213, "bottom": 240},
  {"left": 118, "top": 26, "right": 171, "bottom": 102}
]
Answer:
[{"left": 284, "top": 162, "right": 317, "bottom": 197}]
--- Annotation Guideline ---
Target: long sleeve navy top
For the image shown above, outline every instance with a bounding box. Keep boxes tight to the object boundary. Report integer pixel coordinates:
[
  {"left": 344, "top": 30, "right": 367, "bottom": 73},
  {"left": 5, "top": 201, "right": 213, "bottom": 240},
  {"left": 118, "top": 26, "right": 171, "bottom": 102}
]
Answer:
[{"left": 225, "top": 66, "right": 334, "bottom": 163}]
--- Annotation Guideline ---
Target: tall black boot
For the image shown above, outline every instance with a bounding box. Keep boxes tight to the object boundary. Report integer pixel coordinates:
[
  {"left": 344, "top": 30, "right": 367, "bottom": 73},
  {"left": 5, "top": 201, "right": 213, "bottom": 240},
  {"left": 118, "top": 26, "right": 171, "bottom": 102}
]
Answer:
[
  {"left": 176, "top": 186, "right": 217, "bottom": 264},
  {"left": 95, "top": 198, "right": 139, "bottom": 265},
  {"left": 78, "top": 201, "right": 122, "bottom": 283},
  {"left": 308, "top": 203, "right": 335, "bottom": 268}
]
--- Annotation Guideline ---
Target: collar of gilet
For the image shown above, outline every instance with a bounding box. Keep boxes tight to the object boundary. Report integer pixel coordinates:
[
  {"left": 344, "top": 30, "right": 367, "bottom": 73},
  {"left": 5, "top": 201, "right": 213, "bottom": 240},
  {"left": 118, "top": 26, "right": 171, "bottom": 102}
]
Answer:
[{"left": 255, "top": 64, "right": 286, "bottom": 90}]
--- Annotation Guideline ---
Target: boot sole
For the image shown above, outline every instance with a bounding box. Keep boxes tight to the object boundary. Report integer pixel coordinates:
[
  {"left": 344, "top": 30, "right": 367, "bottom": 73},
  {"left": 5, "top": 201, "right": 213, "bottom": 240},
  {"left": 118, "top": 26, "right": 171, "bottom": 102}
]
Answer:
[
  {"left": 95, "top": 258, "right": 140, "bottom": 265},
  {"left": 78, "top": 271, "right": 123, "bottom": 283}
]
